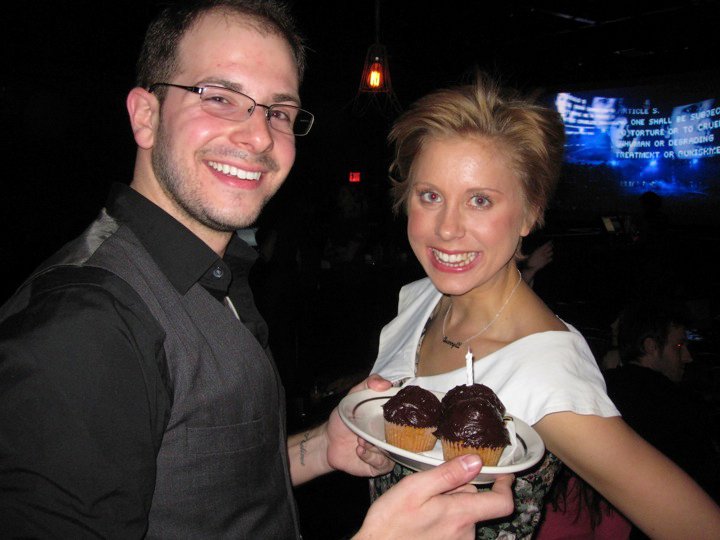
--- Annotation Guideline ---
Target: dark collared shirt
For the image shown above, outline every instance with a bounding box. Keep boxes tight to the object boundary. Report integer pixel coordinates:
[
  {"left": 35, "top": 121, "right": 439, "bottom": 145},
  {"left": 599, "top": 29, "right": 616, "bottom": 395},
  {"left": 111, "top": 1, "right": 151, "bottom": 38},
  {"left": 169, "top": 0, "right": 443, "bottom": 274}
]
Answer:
[
  {"left": 108, "top": 183, "right": 268, "bottom": 346},
  {"left": 0, "top": 183, "right": 270, "bottom": 537}
]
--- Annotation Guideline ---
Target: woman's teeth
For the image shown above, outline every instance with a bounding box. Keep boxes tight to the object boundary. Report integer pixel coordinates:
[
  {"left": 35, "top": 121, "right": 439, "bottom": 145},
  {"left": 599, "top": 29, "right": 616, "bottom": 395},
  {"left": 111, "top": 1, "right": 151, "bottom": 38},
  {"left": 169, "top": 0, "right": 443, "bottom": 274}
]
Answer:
[{"left": 432, "top": 249, "right": 477, "bottom": 267}]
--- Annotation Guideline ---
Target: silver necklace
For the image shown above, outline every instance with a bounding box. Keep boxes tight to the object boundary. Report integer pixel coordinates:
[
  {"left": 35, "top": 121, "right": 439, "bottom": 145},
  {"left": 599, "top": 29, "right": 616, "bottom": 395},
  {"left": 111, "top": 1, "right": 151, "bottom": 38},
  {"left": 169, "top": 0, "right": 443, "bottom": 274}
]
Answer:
[{"left": 441, "top": 268, "right": 523, "bottom": 349}]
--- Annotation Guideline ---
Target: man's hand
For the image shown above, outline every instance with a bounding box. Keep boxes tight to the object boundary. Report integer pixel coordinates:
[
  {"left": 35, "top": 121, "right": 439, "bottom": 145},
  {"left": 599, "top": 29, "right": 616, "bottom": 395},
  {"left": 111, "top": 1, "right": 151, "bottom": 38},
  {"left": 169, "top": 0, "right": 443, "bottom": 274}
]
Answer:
[
  {"left": 355, "top": 456, "right": 514, "bottom": 540},
  {"left": 289, "top": 374, "right": 394, "bottom": 485},
  {"left": 326, "top": 374, "right": 394, "bottom": 477}
]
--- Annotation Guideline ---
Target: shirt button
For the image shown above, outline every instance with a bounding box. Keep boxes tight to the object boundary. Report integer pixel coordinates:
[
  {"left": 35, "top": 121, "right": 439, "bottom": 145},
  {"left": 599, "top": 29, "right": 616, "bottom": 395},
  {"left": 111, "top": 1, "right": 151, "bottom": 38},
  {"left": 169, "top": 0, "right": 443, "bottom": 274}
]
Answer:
[{"left": 212, "top": 267, "right": 224, "bottom": 278}]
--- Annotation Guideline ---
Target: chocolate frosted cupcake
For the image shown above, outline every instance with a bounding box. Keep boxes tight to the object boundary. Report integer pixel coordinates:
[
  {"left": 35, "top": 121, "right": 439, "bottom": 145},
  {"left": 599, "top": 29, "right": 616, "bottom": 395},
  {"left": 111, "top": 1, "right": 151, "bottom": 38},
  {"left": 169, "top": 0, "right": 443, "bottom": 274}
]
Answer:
[
  {"left": 434, "top": 398, "right": 510, "bottom": 465},
  {"left": 382, "top": 385, "right": 442, "bottom": 452},
  {"left": 441, "top": 383, "right": 506, "bottom": 416}
]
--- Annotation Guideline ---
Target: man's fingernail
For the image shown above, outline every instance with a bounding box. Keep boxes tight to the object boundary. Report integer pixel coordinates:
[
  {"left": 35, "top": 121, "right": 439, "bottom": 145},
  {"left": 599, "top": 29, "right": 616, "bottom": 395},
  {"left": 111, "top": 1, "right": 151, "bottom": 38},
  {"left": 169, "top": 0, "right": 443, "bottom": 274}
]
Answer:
[{"left": 460, "top": 455, "right": 482, "bottom": 472}]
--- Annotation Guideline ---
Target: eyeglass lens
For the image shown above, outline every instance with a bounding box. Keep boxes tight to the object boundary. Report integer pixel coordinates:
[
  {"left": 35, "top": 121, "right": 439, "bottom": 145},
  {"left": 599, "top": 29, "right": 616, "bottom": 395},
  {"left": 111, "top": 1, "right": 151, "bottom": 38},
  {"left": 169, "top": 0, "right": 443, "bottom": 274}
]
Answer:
[{"left": 199, "top": 86, "right": 312, "bottom": 136}]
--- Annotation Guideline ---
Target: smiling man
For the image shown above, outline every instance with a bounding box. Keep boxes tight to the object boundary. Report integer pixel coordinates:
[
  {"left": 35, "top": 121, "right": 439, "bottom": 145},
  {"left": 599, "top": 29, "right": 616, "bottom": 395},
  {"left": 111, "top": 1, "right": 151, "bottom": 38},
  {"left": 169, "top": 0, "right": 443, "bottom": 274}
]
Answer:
[
  {"left": 129, "top": 5, "right": 301, "bottom": 253},
  {"left": 0, "top": 1, "right": 514, "bottom": 538}
]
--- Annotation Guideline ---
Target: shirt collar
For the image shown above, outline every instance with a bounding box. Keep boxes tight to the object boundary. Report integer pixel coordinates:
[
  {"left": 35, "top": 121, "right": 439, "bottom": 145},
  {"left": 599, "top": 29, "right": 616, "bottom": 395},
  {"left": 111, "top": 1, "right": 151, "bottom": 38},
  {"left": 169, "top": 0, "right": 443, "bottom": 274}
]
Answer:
[{"left": 105, "top": 183, "right": 255, "bottom": 296}]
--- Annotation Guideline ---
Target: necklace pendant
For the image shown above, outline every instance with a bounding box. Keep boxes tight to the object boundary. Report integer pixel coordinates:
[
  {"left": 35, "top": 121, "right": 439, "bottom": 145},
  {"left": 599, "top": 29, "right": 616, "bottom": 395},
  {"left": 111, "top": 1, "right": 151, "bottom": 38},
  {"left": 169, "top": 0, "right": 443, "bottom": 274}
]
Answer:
[
  {"left": 440, "top": 268, "right": 523, "bottom": 350},
  {"left": 442, "top": 336, "right": 462, "bottom": 349}
]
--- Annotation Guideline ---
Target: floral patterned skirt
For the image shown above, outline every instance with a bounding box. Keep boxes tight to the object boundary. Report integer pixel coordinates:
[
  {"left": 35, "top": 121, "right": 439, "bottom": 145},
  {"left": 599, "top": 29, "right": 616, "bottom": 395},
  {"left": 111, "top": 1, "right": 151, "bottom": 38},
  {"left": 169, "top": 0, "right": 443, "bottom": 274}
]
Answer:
[{"left": 369, "top": 452, "right": 561, "bottom": 540}]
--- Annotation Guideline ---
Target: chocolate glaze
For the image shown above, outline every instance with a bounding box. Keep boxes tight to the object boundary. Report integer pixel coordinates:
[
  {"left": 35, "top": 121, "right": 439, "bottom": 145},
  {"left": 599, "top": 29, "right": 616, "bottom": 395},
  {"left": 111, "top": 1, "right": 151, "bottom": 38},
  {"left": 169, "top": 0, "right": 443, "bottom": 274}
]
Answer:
[
  {"left": 434, "top": 399, "right": 510, "bottom": 447},
  {"left": 382, "top": 385, "right": 442, "bottom": 428},
  {"left": 441, "top": 383, "right": 506, "bottom": 415}
]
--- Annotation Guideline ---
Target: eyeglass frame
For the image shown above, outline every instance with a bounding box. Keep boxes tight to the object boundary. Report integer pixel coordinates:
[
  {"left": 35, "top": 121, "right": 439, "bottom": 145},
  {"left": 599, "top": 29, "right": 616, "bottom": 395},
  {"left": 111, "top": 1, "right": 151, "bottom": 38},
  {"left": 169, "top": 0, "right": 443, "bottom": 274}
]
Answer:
[{"left": 148, "top": 82, "right": 315, "bottom": 136}]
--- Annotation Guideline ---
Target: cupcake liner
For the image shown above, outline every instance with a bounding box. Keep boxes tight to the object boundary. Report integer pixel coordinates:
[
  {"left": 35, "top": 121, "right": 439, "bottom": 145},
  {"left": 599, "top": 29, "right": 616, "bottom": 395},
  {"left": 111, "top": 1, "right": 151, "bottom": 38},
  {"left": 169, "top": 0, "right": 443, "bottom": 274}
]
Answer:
[
  {"left": 440, "top": 440, "right": 506, "bottom": 466},
  {"left": 384, "top": 422, "right": 437, "bottom": 452}
]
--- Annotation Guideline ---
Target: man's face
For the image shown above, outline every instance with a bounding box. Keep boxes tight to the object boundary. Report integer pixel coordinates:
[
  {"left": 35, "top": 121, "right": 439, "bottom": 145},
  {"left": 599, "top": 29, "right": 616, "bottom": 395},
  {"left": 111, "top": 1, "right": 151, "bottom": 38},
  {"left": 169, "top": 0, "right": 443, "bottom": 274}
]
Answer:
[
  {"left": 649, "top": 324, "right": 693, "bottom": 383},
  {"left": 150, "top": 11, "right": 298, "bottom": 236}
]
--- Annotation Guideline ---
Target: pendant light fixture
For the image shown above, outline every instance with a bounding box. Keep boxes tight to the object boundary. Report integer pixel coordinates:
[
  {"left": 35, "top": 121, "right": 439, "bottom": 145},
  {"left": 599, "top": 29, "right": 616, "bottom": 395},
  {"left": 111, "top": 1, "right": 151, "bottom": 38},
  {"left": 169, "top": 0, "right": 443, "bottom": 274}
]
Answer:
[
  {"left": 359, "top": 0, "right": 391, "bottom": 95},
  {"left": 354, "top": 0, "right": 401, "bottom": 116}
]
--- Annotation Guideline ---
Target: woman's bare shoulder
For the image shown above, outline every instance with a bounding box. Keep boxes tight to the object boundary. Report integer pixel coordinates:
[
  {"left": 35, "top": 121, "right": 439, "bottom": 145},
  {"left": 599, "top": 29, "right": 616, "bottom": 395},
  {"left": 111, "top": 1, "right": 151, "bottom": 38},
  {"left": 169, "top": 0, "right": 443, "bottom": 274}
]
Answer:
[{"left": 513, "top": 290, "right": 568, "bottom": 336}]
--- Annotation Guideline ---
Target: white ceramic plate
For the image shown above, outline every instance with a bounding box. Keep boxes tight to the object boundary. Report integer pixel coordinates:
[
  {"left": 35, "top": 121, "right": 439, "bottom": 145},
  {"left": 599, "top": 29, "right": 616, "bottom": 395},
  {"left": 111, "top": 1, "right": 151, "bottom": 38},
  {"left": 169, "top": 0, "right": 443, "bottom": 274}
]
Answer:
[{"left": 338, "top": 387, "right": 545, "bottom": 484}]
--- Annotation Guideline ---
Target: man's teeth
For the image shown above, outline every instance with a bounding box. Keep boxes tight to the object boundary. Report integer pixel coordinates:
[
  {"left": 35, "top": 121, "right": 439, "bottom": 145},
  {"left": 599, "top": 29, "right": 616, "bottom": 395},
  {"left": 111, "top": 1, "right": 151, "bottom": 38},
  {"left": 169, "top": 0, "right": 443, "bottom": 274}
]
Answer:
[
  {"left": 432, "top": 249, "right": 477, "bottom": 267},
  {"left": 208, "top": 161, "right": 261, "bottom": 181}
]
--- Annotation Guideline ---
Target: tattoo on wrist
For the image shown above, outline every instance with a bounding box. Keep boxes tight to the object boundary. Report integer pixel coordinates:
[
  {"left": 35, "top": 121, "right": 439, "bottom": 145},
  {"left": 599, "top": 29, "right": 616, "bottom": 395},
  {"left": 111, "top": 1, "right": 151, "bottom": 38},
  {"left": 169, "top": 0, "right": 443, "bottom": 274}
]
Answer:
[{"left": 299, "top": 430, "right": 311, "bottom": 466}]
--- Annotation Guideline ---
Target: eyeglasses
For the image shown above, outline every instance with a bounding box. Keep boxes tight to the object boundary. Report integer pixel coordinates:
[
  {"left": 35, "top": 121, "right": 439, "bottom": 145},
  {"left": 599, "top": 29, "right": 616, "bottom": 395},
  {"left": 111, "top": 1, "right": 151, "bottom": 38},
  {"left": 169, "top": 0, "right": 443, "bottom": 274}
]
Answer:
[{"left": 148, "top": 83, "right": 314, "bottom": 136}]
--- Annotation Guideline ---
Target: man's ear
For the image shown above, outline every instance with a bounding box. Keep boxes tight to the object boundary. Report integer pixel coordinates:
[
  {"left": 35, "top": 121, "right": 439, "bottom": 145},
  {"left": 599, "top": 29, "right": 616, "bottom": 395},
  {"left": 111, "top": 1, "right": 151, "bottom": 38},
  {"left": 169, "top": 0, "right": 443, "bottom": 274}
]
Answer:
[
  {"left": 642, "top": 336, "right": 660, "bottom": 356},
  {"left": 127, "top": 87, "right": 159, "bottom": 149}
]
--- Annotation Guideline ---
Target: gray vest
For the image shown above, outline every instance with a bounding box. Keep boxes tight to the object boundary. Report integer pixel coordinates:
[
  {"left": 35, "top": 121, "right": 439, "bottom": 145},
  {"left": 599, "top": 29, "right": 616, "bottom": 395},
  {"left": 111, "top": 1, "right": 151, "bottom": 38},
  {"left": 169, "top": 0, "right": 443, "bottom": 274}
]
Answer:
[{"left": 23, "top": 209, "right": 300, "bottom": 538}]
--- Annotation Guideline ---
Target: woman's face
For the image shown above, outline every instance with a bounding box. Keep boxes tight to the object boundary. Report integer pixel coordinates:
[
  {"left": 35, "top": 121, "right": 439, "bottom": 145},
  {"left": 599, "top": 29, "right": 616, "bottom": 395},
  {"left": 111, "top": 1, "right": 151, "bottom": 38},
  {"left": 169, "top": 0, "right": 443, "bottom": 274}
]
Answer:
[{"left": 407, "top": 136, "right": 534, "bottom": 297}]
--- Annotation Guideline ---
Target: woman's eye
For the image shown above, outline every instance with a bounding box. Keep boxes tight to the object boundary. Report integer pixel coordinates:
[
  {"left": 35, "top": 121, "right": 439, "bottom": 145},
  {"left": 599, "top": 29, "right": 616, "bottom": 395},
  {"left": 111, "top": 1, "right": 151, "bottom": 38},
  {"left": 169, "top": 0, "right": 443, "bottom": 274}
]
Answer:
[
  {"left": 419, "top": 191, "right": 441, "bottom": 203},
  {"left": 470, "top": 194, "right": 491, "bottom": 208}
]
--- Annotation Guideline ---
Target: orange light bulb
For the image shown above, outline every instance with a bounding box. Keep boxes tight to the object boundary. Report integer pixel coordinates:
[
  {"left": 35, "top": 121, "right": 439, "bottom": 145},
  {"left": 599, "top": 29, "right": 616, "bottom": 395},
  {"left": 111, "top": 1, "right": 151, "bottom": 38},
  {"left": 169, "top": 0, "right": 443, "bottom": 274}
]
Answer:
[{"left": 368, "top": 62, "right": 383, "bottom": 88}]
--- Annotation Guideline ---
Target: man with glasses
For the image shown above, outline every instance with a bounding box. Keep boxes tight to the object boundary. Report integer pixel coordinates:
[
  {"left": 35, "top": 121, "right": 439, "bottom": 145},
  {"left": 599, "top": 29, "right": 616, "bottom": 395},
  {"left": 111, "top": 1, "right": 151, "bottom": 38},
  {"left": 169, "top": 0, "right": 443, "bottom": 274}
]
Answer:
[
  {"left": 605, "top": 300, "right": 720, "bottom": 506},
  {"left": 0, "top": 1, "right": 512, "bottom": 538}
]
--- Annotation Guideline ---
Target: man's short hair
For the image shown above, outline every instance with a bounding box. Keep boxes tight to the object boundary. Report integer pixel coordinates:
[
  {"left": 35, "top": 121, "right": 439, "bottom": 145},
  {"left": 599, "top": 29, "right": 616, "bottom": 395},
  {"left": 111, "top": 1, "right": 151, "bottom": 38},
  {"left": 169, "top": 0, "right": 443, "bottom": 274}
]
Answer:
[
  {"left": 617, "top": 300, "right": 689, "bottom": 364},
  {"left": 136, "top": 0, "right": 306, "bottom": 100}
]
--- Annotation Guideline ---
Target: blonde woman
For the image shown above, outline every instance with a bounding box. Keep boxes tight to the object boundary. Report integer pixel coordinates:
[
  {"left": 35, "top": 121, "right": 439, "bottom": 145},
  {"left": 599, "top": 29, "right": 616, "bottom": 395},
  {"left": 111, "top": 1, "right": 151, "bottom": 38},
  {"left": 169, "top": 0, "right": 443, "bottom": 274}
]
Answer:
[{"left": 369, "top": 73, "right": 720, "bottom": 539}]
